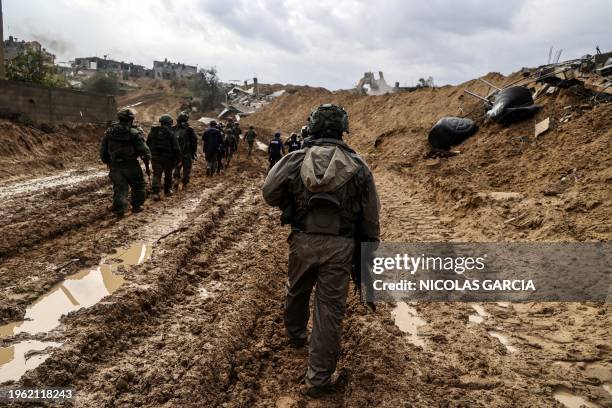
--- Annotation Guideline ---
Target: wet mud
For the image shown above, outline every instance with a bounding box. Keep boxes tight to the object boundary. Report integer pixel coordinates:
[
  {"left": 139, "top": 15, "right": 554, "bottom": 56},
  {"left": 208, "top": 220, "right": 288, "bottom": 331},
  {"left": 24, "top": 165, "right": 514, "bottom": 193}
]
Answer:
[{"left": 0, "top": 120, "right": 609, "bottom": 408}]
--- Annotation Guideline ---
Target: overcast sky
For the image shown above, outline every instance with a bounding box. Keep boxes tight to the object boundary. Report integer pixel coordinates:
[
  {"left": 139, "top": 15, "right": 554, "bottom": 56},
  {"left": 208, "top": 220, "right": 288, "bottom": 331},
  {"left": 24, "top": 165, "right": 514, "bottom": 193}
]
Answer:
[{"left": 4, "top": 0, "right": 611, "bottom": 89}]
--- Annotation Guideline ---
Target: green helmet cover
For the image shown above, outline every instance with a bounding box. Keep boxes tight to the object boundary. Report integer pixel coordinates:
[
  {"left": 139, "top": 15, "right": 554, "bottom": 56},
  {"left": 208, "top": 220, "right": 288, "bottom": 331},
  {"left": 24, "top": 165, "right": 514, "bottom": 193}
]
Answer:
[
  {"left": 307, "top": 104, "right": 349, "bottom": 137},
  {"left": 117, "top": 108, "right": 135, "bottom": 121},
  {"left": 159, "top": 114, "right": 173, "bottom": 125},
  {"left": 177, "top": 111, "right": 189, "bottom": 123}
]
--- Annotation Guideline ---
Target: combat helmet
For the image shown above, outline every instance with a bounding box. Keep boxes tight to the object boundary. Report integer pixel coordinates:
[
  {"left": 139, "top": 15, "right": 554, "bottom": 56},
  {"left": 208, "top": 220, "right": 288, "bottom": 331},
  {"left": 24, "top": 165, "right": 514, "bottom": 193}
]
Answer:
[
  {"left": 117, "top": 108, "right": 135, "bottom": 122},
  {"left": 307, "top": 104, "right": 349, "bottom": 138},
  {"left": 177, "top": 111, "right": 189, "bottom": 123},
  {"left": 159, "top": 114, "right": 174, "bottom": 125}
]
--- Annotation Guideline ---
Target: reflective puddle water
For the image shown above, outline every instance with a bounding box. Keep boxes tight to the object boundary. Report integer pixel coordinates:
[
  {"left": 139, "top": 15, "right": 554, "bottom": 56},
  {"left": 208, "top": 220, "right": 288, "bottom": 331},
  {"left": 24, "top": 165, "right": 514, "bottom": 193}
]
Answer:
[
  {"left": 0, "top": 242, "right": 151, "bottom": 384},
  {"left": 488, "top": 330, "right": 517, "bottom": 353},
  {"left": 553, "top": 386, "right": 598, "bottom": 408},
  {"left": 0, "top": 169, "right": 106, "bottom": 201},
  {"left": 468, "top": 303, "right": 490, "bottom": 324},
  {"left": 391, "top": 302, "right": 427, "bottom": 348},
  {"left": 0, "top": 341, "right": 62, "bottom": 384}
]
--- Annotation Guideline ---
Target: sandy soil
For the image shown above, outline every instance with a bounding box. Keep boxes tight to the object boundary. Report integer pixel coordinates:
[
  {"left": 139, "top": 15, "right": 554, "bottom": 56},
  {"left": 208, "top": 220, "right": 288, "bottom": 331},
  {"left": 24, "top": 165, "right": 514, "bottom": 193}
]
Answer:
[{"left": 0, "top": 76, "right": 610, "bottom": 407}]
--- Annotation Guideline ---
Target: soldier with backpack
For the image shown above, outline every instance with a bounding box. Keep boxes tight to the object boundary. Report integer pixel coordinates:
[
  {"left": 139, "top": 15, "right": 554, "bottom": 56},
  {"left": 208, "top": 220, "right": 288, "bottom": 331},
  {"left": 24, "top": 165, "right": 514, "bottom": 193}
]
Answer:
[
  {"left": 100, "top": 109, "right": 151, "bottom": 217},
  {"left": 172, "top": 111, "right": 198, "bottom": 191},
  {"left": 245, "top": 126, "right": 257, "bottom": 157},
  {"left": 147, "top": 114, "right": 181, "bottom": 200},
  {"left": 225, "top": 129, "right": 238, "bottom": 167},
  {"left": 262, "top": 104, "right": 380, "bottom": 398}
]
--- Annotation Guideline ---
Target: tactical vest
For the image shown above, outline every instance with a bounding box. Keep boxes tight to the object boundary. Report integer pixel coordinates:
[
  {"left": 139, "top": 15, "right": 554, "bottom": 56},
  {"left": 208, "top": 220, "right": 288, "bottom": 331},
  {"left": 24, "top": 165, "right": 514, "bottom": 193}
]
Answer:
[
  {"left": 148, "top": 126, "right": 174, "bottom": 154},
  {"left": 106, "top": 124, "right": 140, "bottom": 165},
  {"left": 174, "top": 127, "right": 188, "bottom": 152},
  {"left": 288, "top": 161, "right": 367, "bottom": 238}
]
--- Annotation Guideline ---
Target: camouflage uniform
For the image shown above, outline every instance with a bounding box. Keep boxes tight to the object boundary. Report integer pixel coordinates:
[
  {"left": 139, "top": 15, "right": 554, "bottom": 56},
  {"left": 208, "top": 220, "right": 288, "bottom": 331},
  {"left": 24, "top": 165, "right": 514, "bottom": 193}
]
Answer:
[
  {"left": 173, "top": 121, "right": 198, "bottom": 188},
  {"left": 262, "top": 104, "right": 380, "bottom": 395},
  {"left": 100, "top": 121, "right": 151, "bottom": 215},
  {"left": 147, "top": 119, "right": 180, "bottom": 196},
  {"left": 245, "top": 128, "right": 257, "bottom": 157}
]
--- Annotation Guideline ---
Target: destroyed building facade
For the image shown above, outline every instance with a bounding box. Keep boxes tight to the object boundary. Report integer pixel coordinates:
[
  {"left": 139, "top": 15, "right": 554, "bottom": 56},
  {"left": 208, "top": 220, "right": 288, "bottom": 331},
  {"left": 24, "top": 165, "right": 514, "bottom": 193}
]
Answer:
[
  {"left": 153, "top": 59, "right": 197, "bottom": 80},
  {"left": 355, "top": 71, "right": 394, "bottom": 95},
  {"left": 3, "top": 36, "right": 55, "bottom": 66},
  {"left": 73, "top": 57, "right": 152, "bottom": 79}
]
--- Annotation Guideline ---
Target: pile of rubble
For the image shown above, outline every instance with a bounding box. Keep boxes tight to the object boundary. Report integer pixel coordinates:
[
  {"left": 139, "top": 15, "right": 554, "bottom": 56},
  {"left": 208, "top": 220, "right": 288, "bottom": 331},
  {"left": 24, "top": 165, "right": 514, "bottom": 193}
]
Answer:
[
  {"left": 428, "top": 49, "right": 612, "bottom": 153},
  {"left": 218, "top": 83, "right": 286, "bottom": 120}
]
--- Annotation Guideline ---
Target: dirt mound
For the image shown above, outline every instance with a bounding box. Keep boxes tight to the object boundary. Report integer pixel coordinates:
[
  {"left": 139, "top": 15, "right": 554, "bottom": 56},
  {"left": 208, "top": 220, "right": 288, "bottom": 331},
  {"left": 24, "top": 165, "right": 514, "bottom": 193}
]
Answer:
[
  {"left": 0, "top": 120, "right": 105, "bottom": 181},
  {"left": 244, "top": 72, "right": 612, "bottom": 242}
]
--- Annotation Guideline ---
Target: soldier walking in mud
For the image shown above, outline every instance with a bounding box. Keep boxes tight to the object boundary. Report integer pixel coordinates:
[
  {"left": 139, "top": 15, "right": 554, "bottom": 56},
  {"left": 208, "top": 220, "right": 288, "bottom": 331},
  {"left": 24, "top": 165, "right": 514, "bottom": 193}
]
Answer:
[
  {"left": 267, "top": 132, "right": 285, "bottom": 172},
  {"left": 225, "top": 127, "right": 238, "bottom": 167},
  {"left": 262, "top": 104, "right": 380, "bottom": 398},
  {"left": 100, "top": 108, "right": 151, "bottom": 217},
  {"left": 231, "top": 121, "right": 242, "bottom": 153},
  {"left": 245, "top": 125, "right": 257, "bottom": 157},
  {"left": 202, "top": 120, "right": 224, "bottom": 176},
  {"left": 147, "top": 114, "right": 181, "bottom": 200},
  {"left": 172, "top": 111, "right": 198, "bottom": 191}
]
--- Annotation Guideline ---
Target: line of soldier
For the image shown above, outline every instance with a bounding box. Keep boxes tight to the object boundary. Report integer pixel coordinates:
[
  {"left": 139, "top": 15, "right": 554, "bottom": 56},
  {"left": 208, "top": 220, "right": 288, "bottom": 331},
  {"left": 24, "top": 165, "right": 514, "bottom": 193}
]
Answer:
[
  {"left": 100, "top": 108, "right": 257, "bottom": 217},
  {"left": 266, "top": 126, "right": 309, "bottom": 172}
]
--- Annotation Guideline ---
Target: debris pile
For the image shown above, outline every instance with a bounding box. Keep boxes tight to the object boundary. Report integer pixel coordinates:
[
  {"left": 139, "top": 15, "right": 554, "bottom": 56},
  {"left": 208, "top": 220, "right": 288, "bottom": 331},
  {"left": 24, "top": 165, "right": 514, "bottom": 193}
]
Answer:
[
  {"left": 218, "top": 85, "right": 286, "bottom": 120},
  {"left": 425, "top": 49, "right": 612, "bottom": 153},
  {"left": 355, "top": 71, "right": 394, "bottom": 95}
]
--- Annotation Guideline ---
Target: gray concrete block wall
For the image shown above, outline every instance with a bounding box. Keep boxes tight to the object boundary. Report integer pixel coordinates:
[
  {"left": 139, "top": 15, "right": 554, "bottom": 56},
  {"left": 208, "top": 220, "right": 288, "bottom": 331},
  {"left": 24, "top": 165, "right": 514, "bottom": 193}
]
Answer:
[{"left": 0, "top": 80, "right": 117, "bottom": 124}]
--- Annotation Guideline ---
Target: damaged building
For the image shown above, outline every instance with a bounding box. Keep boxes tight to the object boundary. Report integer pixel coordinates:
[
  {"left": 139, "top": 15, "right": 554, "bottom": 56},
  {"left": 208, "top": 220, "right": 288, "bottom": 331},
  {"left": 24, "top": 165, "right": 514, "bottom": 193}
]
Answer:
[
  {"left": 73, "top": 57, "right": 152, "bottom": 79},
  {"left": 3, "top": 36, "right": 55, "bottom": 66},
  {"left": 355, "top": 71, "right": 394, "bottom": 95},
  {"left": 153, "top": 59, "right": 197, "bottom": 80}
]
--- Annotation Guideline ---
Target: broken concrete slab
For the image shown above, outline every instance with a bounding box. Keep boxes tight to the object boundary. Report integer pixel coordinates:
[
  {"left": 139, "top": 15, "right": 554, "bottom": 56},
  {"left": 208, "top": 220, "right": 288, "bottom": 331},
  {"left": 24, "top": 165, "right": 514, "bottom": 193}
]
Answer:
[{"left": 535, "top": 117, "right": 551, "bottom": 138}]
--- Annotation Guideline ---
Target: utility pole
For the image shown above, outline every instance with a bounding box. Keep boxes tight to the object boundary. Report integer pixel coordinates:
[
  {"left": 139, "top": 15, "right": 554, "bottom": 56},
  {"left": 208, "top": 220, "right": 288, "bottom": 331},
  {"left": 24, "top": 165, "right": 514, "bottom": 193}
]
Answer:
[{"left": 0, "top": 0, "right": 5, "bottom": 80}]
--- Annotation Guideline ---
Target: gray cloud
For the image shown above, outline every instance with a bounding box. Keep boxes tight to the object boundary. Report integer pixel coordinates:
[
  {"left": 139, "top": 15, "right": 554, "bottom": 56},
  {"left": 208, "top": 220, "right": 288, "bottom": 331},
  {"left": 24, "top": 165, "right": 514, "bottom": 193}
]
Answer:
[{"left": 3, "top": 0, "right": 611, "bottom": 89}]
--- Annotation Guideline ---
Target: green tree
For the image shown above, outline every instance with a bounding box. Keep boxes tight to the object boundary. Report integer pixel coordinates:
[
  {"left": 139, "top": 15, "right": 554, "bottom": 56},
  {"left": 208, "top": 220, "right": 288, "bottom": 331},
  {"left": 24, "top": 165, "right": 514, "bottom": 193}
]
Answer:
[
  {"left": 83, "top": 72, "right": 120, "bottom": 95},
  {"left": 189, "top": 67, "right": 224, "bottom": 111},
  {"left": 5, "top": 49, "right": 58, "bottom": 85}
]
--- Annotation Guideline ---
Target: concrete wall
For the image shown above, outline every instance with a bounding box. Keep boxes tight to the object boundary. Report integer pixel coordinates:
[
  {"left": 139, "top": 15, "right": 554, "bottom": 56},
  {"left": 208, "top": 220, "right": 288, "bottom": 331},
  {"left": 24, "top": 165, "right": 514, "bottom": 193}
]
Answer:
[{"left": 0, "top": 79, "right": 117, "bottom": 124}]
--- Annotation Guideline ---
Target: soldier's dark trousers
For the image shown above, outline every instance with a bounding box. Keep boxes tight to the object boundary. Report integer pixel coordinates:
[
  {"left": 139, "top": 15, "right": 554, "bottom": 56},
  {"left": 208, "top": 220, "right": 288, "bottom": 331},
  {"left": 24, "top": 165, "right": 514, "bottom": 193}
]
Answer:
[
  {"left": 109, "top": 163, "right": 145, "bottom": 214},
  {"left": 268, "top": 155, "right": 281, "bottom": 172},
  {"left": 205, "top": 152, "right": 217, "bottom": 176},
  {"left": 285, "top": 231, "right": 354, "bottom": 388},
  {"left": 152, "top": 157, "right": 174, "bottom": 194},
  {"left": 247, "top": 142, "right": 254, "bottom": 157},
  {"left": 173, "top": 155, "right": 193, "bottom": 186}
]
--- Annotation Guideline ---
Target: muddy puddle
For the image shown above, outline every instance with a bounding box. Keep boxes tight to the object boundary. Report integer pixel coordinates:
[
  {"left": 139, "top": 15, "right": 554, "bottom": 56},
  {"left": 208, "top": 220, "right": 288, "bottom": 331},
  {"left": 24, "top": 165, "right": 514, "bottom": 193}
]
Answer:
[
  {"left": 0, "top": 168, "right": 106, "bottom": 201},
  {"left": 391, "top": 302, "right": 427, "bottom": 348},
  {"left": 488, "top": 330, "right": 517, "bottom": 353},
  {"left": 0, "top": 340, "right": 62, "bottom": 384},
  {"left": 553, "top": 386, "right": 599, "bottom": 408},
  {"left": 0, "top": 243, "right": 151, "bottom": 384}
]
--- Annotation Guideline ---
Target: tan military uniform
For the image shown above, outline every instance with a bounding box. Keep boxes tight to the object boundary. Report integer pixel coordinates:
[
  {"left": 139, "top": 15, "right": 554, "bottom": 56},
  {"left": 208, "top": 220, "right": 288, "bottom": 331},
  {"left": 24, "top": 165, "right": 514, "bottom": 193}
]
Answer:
[{"left": 263, "top": 138, "right": 380, "bottom": 387}]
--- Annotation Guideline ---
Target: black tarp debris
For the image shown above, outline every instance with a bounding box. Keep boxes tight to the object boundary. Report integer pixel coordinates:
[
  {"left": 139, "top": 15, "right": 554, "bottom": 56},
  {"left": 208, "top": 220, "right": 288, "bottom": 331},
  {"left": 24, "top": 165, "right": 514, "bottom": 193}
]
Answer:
[
  {"left": 428, "top": 117, "right": 478, "bottom": 150},
  {"left": 486, "top": 86, "right": 541, "bottom": 124}
]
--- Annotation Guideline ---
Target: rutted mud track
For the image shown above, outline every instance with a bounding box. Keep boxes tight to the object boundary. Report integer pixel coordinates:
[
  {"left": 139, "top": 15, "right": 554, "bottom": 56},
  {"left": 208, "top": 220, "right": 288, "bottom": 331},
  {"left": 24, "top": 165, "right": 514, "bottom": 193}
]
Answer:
[{"left": 1, "top": 149, "right": 610, "bottom": 406}]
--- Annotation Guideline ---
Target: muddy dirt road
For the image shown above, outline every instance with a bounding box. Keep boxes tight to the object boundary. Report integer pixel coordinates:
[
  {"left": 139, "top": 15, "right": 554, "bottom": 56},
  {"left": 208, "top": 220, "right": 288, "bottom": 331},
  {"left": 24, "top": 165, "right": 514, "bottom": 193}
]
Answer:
[{"left": 0, "top": 143, "right": 610, "bottom": 407}]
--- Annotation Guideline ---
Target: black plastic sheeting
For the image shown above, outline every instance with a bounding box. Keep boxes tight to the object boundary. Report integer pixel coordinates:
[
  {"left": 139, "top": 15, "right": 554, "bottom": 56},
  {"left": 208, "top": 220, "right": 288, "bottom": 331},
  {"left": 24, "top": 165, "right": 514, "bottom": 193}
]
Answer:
[
  {"left": 428, "top": 117, "right": 478, "bottom": 150},
  {"left": 487, "top": 86, "right": 541, "bottom": 124}
]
